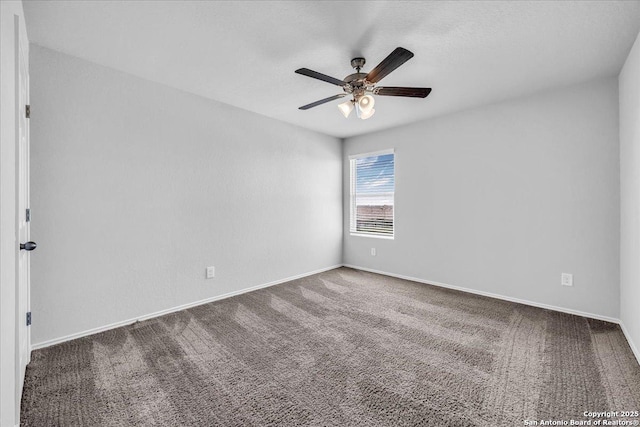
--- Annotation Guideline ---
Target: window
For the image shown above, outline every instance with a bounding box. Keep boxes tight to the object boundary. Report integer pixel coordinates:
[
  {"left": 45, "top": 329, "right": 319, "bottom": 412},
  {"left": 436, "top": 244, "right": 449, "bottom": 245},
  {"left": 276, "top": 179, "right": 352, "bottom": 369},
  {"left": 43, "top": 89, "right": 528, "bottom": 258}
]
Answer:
[{"left": 349, "top": 150, "right": 395, "bottom": 238}]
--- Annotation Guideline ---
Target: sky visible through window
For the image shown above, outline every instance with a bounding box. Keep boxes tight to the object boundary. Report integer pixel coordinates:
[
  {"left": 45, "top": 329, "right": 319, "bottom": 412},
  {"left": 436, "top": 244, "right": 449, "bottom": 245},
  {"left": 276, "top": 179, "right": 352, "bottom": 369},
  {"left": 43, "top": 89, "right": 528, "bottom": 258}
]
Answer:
[{"left": 356, "top": 153, "right": 394, "bottom": 206}]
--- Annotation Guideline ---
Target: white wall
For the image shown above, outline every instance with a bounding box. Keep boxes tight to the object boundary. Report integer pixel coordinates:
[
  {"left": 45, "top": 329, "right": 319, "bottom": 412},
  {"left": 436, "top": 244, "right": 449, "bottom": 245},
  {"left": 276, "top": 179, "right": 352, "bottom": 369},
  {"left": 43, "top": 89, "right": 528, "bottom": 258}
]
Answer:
[
  {"left": 0, "top": 2, "right": 28, "bottom": 426},
  {"left": 344, "top": 78, "right": 620, "bottom": 319},
  {"left": 620, "top": 31, "right": 640, "bottom": 360},
  {"left": 29, "top": 45, "right": 342, "bottom": 346}
]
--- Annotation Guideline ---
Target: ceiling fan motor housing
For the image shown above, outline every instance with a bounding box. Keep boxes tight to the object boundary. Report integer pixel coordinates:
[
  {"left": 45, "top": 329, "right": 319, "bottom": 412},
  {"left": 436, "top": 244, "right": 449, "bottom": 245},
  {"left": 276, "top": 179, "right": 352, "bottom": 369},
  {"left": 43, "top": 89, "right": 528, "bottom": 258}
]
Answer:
[
  {"left": 344, "top": 71, "right": 370, "bottom": 98},
  {"left": 346, "top": 58, "right": 369, "bottom": 98}
]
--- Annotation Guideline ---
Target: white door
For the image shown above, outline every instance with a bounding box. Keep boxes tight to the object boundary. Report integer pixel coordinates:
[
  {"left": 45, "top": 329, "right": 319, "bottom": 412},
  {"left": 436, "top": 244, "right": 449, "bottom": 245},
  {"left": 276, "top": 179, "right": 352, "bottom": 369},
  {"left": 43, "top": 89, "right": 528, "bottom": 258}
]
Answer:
[{"left": 16, "top": 31, "right": 32, "bottom": 400}]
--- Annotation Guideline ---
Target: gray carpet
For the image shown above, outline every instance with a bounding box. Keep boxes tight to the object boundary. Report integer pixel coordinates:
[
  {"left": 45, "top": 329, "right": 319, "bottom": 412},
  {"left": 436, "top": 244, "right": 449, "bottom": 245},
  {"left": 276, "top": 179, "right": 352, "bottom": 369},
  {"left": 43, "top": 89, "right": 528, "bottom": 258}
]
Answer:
[{"left": 21, "top": 267, "right": 640, "bottom": 426}]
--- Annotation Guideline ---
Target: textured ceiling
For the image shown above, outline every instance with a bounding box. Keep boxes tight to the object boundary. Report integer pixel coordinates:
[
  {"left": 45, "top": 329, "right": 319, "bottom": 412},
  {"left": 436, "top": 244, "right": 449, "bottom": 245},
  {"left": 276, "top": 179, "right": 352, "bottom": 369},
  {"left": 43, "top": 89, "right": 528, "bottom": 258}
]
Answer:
[{"left": 23, "top": 1, "right": 640, "bottom": 138}]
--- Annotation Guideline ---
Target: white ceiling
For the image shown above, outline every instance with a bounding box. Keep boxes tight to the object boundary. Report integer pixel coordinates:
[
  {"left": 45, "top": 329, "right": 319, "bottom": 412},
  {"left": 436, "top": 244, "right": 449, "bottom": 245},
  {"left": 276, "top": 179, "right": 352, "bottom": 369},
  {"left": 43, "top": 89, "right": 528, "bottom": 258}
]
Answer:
[{"left": 23, "top": 1, "right": 640, "bottom": 138}]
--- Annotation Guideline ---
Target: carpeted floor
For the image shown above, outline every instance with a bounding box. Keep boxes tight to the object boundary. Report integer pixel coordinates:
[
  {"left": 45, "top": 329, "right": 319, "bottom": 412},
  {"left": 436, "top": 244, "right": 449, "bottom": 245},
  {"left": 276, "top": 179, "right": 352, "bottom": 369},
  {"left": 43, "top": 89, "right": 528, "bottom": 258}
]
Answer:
[{"left": 21, "top": 267, "right": 640, "bottom": 426}]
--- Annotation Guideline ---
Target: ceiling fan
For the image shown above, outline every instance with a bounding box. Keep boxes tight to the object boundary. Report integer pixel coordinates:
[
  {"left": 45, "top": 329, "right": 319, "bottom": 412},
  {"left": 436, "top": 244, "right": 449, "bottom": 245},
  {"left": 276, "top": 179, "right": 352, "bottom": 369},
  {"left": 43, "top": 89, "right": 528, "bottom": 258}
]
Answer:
[{"left": 295, "top": 47, "right": 431, "bottom": 120}]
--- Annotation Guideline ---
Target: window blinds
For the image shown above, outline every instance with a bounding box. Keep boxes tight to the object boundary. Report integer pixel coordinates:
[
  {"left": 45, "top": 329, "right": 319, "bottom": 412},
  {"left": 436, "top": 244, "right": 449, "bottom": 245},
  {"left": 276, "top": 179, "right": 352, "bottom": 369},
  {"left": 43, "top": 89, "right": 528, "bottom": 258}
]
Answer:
[{"left": 349, "top": 150, "right": 395, "bottom": 237}]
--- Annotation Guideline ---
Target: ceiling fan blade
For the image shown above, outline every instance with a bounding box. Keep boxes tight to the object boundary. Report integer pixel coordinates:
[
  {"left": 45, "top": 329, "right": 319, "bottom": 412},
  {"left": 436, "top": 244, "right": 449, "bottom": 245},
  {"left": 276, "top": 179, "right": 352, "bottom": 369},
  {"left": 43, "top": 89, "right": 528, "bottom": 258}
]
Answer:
[
  {"left": 299, "top": 93, "right": 346, "bottom": 110},
  {"left": 375, "top": 87, "right": 432, "bottom": 98},
  {"left": 366, "top": 47, "right": 414, "bottom": 84},
  {"left": 295, "top": 68, "right": 345, "bottom": 86}
]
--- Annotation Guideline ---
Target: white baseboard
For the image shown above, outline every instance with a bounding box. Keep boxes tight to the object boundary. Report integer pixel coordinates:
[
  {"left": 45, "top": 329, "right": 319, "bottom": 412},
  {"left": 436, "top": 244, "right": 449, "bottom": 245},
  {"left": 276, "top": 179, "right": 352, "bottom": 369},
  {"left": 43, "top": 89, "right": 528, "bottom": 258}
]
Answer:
[
  {"left": 350, "top": 264, "right": 640, "bottom": 366},
  {"left": 31, "top": 263, "right": 640, "bottom": 368},
  {"left": 619, "top": 322, "right": 640, "bottom": 366},
  {"left": 31, "top": 264, "right": 342, "bottom": 350},
  {"left": 342, "top": 264, "right": 621, "bottom": 324}
]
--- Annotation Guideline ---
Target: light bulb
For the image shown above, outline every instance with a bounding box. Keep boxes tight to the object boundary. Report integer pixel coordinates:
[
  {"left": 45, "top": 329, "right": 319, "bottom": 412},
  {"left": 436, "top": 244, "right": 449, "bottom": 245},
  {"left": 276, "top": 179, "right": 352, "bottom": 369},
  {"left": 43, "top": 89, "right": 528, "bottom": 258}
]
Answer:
[
  {"left": 358, "top": 95, "right": 375, "bottom": 113},
  {"left": 360, "top": 108, "right": 375, "bottom": 120},
  {"left": 338, "top": 100, "right": 354, "bottom": 118}
]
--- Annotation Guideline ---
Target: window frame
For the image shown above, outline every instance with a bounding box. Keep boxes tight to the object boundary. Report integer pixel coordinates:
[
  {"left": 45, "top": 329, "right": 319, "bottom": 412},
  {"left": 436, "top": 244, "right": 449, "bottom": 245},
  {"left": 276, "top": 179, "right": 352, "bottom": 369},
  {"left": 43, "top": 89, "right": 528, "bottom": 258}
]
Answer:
[{"left": 349, "top": 149, "right": 395, "bottom": 240}]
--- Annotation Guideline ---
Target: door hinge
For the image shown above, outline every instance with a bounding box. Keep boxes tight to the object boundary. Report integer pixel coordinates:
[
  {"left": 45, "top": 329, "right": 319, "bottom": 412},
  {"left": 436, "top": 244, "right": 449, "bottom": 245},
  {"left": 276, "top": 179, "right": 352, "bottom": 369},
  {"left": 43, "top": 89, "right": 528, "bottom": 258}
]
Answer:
[
  {"left": 25, "top": 105, "right": 30, "bottom": 119},
  {"left": 26, "top": 208, "right": 30, "bottom": 222},
  {"left": 26, "top": 312, "right": 31, "bottom": 326}
]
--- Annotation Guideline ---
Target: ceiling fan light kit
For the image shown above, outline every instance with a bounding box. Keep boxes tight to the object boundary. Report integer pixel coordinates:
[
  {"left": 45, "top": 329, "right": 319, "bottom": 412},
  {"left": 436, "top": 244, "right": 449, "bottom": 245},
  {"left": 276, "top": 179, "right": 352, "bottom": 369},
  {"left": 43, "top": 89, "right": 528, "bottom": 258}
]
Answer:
[
  {"left": 359, "top": 106, "right": 375, "bottom": 120},
  {"left": 338, "top": 99, "right": 355, "bottom": 118},
  {"left": 358, "top": 94, "right": 375, "bottom": 112},
  {"left": 295, "top": 47, "right": 431, "bottom": 120}
]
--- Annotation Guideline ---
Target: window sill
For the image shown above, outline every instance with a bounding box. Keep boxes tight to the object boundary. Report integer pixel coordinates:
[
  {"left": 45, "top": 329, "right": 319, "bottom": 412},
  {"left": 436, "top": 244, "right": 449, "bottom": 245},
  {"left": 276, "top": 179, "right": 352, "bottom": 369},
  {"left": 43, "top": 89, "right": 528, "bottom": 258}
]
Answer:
[{"left": 349, "top": 233, "right": 394, "bottom": 240}]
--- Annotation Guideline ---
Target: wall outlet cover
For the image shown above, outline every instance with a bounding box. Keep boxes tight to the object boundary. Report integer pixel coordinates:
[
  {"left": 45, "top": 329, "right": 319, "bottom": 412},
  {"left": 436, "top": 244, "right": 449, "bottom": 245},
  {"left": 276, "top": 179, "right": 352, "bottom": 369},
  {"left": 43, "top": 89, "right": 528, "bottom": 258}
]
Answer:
[
  {"left": 371, "top": 248, "right": 376, "bottom": 256},
  {"left": 561, "top": 273, "right": 573, "bottom": 287},
  {"left": 206, "top": 266, "right": 215, "bottom": 279}
]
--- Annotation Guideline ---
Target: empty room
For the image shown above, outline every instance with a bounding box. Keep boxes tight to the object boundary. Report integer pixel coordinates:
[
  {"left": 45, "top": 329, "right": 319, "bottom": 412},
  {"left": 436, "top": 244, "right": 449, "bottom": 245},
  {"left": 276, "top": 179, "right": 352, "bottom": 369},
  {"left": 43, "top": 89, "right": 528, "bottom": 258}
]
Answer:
[{"left": 1, "top": 1, "right": 640, "bottom": 426}]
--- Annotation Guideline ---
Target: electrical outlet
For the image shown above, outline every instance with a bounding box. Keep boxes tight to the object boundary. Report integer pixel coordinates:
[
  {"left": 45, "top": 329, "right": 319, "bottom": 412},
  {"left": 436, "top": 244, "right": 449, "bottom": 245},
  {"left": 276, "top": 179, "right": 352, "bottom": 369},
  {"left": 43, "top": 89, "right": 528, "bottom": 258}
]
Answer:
[
  {"left": 206, "top": 266, "right": 215, "bottom": 279},
  {"left": 561, "top": 273, "right": 573, "bottom": 287},
  {"left": 371, "top": 248, "right": 376, "bottom": 256}
]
